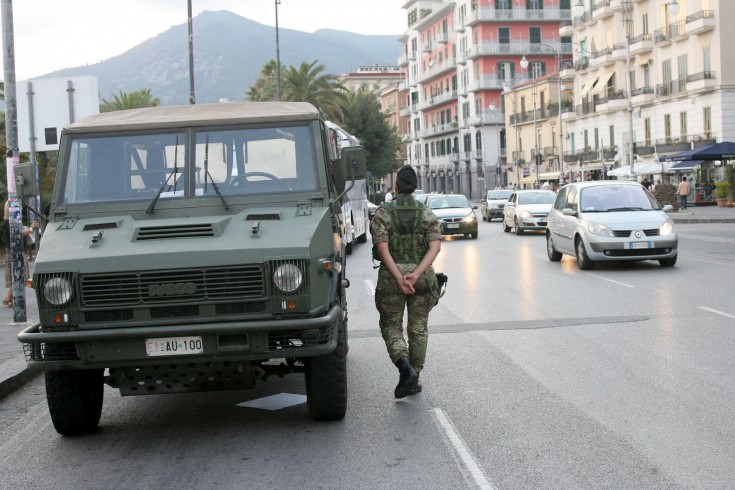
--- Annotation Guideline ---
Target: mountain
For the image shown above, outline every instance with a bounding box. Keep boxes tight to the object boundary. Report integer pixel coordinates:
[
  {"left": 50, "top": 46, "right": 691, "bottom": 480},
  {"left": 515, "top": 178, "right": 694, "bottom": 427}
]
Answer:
[{"left": 40, "top": 10, "right": 403, "bottom": 106}]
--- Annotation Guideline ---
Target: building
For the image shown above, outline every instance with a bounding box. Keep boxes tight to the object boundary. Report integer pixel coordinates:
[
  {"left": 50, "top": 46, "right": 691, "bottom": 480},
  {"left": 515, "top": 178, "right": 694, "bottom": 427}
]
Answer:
[
  {"left": 339, "top": 65, "right": 405, "bottom": 95},
  {"left": 398, "top": 0, "right": 572, "bottom": 197},
  {"left": 563, "top": 0, "right": 733, "bottom": 185}
]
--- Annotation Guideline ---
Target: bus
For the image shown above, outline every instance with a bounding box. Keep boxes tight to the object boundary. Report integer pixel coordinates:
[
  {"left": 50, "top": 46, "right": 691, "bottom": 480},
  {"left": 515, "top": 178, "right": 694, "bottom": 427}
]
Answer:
[{"left": 325, "top": 121, "right": 368, "bottom": 254}]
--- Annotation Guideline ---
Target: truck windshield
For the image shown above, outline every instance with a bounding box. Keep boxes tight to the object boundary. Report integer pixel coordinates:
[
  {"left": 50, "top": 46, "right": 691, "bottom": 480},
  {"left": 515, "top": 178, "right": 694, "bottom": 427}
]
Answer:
[{"left": 60, "top": 124, "right": 320, "bottom": 205}]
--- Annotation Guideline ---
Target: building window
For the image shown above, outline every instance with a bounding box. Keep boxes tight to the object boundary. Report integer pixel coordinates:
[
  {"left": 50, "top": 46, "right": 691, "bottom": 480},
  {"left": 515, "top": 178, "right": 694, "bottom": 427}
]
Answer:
[
  {"left": 664, "top": 114, "right": 672, "bottom": 141},
  {"left": 644, "top": 118, "right": 651, "bottom": 146},
  {"left": 703, "top": 107, "right": 712, "bottom": 139},
  {"left": 609, "top": 125, "right": 615, "bottom": 148},
  {"left": 680, "top": 112, "right": 687, "bottom": 141}
]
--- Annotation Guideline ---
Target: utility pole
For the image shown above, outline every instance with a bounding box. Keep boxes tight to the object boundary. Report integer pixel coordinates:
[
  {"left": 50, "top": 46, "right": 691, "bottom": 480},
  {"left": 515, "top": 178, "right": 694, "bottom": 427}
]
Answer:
[
  {"left": 187, "top": 0, "right": 195, "bottom": 104},
  {"left": 275, "top": 0, "right": 282, "bottom": 101},
  {"left": 2, "top": 0, "right": 28, "bottom": 322}
]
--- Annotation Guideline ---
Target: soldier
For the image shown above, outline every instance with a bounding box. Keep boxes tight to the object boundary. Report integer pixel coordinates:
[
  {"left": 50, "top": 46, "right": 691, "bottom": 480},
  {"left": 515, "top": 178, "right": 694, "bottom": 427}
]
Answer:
[{"left": 370, "top": 166, "right": 442, "bottom": 398}]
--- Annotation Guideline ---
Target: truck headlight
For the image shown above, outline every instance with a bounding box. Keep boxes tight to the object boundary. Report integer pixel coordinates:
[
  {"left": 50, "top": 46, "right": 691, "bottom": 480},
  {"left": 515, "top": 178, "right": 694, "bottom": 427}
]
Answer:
[
  {"left": 44, "top": 277, "right": 73, "bottom": 306},
  {"left": 274, "top": 264, "right": 303, "bottom": 293}
]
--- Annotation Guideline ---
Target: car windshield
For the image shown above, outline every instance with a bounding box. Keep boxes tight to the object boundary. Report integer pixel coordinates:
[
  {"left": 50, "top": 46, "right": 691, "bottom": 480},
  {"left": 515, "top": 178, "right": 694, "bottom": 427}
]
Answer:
[
  {"left": 60, "top": 124, "right": 320, "bottom": 205},
  {"left": 427, "top": 195, "right": 470, "bottom": 209},
  {"left": 517, "top": 191, "right": 556, "bottom": 205},
  {"left": 486, "top": 190, "right": 513, "bottom": 200},
  {"left": 580, "top": 185, "right": 659, "bottom": 212}
]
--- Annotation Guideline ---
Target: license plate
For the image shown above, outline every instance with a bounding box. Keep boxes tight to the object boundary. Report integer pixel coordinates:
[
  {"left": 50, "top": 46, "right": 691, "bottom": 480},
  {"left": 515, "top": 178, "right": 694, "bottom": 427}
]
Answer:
[
  {"left": 145, "top": 336, "right": 203, "bottom": 356},
  {"left": 627, "top": 241, "right": 652, "bottom": 249},
  {"left": 447, "top": 223, "right": 460, "bottom": 228}
]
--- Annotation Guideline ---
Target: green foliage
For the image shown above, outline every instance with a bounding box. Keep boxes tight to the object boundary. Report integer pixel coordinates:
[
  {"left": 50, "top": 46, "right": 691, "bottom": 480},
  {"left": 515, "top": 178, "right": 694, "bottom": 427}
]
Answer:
[
  {"left": 100, "top": 88, "right": 161, "bottom": 112},
  {"left": 715, "top": 181, "right": 730, "bottom": 199},
  {"left": 342, "top": 92, "right": 401, "bottom": 180},
  {"left": 725, "top": 163, "right": 735, "bottom": 198},
  {"left": 245, "top": 59, "right": 278, "bottom": 101}
]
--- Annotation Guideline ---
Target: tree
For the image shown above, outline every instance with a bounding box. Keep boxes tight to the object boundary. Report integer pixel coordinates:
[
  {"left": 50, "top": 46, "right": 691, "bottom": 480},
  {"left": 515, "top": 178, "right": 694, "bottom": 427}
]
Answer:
[
  {"left": 245, "top": 59, "right": 278, "bottom": 101},
  {"left": 100, "top": 88, "right": 161, "bottom": 112},
  {"left": 281, "top": 61, "right": 349, "bottom": 122},
  {"left": 342, "top": 92, "right": 401, "bottom": 180}
]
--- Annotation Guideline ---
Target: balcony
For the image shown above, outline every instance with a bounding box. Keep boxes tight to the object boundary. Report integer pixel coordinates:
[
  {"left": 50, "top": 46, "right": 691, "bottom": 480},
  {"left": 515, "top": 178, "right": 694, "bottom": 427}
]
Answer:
[
  {"left": 422, "top": 41, "right": 433, "bottom": 53},
  {"left": 466, "top": 39, "right": 564, "bottom": 59},
  {"left": 656, "top": 139, "right": 691, "bottom": 154},
  {"left": 436, "top": 31, "right": 453, "bottom": 44},
  {"left": 631, "top": 86, "right": 655, "bottom": 104},
  {"left": 609, "top": 0, "right": 624, "bottom": 12},
  {"left": 628, "top": 33, "right": 653, "bottom": 56},
  {"left": 656, "top": 78, "right": 688, "bottom": 97},
  {"left": 465, "top": 7, "right": 571, "bottom": 26},
  {"left": 397, "top": 54, "right": 408, "bottom": 67},
  {"left": 417, "top": 57, "right": 457, "bottom": 84},
  {"left": 592, "top": 0, "right": 613, "bottom": 20},
  {"left": 419, "top": 90, "right": 458, "bottom": 111},
  {"left": 655, "top": 21, "right": 687, "bottom": 45},
  {"left": 592, "top": 47, "right": 613, "bottom": 67},
  {"left": 685, "top": 10, "right": 715, "bottom": 36},
  {"left": 686, "top": 71, "right": 717, "bottom": 92},
  {"left": 399, "top": 106, "right": 411, "bottom": 117},
  {"left": 466, "top": 74, "right": 505, "bottom": 92},
  {"left": 559, "top": 21, "right": 574, "bottom": 38}
]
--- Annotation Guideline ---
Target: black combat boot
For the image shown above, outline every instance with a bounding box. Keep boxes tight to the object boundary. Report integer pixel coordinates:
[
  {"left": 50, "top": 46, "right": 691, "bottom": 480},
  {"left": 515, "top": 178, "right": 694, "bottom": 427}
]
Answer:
[{"left": 394, "top": 356, "right": 419, "bottom": 398}]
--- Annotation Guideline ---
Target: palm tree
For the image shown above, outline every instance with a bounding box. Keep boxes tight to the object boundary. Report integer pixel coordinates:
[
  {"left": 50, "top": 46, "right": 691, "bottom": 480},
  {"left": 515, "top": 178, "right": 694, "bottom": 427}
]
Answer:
[
  {"left": 100, "top": 88, "right": 161, "bottom": 112},
  {"left": 246, "top": 59, "right": 279, "bottom": 101},
  {"left": 281, "top": 61, "right": 349, "bottom": 122}
]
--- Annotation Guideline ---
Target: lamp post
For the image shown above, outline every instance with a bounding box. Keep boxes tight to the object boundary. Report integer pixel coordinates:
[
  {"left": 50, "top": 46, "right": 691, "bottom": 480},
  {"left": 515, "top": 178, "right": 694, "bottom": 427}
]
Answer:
[
  {"left": 503, "top": 85, "right": 522, "bottom": 188},
  {"left": 520, "top": 55, "right": 542, "bottom": 189},
  {"left": 275, "top": 0, "right": 282, "bottom": 101},
  {"left": 489, "top": 101, "right": 502, "bottom": 189}
]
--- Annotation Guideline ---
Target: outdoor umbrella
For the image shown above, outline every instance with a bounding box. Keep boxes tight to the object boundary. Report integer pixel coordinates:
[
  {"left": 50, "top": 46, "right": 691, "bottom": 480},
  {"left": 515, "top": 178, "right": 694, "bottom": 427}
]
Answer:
[{"left": 659, "top": 141, "right": 735, "bottom": 162}]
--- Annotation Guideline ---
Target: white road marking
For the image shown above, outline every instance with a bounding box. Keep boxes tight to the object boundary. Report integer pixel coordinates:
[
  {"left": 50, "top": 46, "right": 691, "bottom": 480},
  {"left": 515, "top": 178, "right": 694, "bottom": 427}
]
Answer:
[
  {"left": 587, "top": 273, "right": 635, "bottom": 288},
  {"left": 432, "top": 407, "right": 495, "bottom": 490},
  {"left": 365, "top": 279, "right": 375, "bottom": 296},
  {"left": 698, "top": 306, "right": 735, "bottom": 320}
]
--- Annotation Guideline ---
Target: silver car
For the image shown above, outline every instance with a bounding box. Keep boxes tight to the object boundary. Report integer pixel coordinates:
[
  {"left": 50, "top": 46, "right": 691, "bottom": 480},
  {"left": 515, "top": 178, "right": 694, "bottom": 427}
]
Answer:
[
  {"left": 480, "top": 189, "right": 513, "bottom": 222},
  {"left": 546, "top": 181, "right": 678, "bottom": 270},
  {"left": 502, "top": 190, "right": 556, "bottom": 235}
]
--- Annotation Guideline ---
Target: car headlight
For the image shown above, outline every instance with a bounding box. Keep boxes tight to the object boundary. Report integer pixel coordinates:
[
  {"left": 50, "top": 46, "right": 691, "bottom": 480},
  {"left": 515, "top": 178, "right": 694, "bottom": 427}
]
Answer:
[
  {"left": 274, "top": 264, "right": 303, "bottom": 293},
  {"left": 462, "top": 212, "right": 477, "bottom": 223},
  {"left": 520, "top": 210, "right": 533, "bottom": 220},
  {"left": 659, "top": 219, "right": 675, "bottom": 236},
  {"left": 587, "top": 221, "right": 614, "bottom": 238},
  {"left": 44, "top": 277, "right": 73, "bottom": 306}
]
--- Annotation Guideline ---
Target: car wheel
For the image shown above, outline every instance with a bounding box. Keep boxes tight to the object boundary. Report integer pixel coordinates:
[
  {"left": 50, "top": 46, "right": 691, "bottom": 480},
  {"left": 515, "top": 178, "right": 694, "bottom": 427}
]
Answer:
[
  {"left": 502, "top": 217, "right": 511, "bottom": 233},
  {"left": 659, "top": 255, "right": 677, "bottom": 267},
  {"left": 575, "top": 238, "right": 594, "bottom": 270},
  {"left": 471, "top": 232, "right": 478, "bottom": 239},
  {"left": 546, "top": 233, "right": 562, "bottom": 261},
  {"left": 45, "top": 368, "right": 105, "bottom": 436},
  {"left": 482, "top": 214, "right": 487, "bottom": 222},
  {"left": 514, "top": 218, "right": 524, "bottom": 235},
  {"left": 487, "top": 216, "right": 492, "bottom": 222}
]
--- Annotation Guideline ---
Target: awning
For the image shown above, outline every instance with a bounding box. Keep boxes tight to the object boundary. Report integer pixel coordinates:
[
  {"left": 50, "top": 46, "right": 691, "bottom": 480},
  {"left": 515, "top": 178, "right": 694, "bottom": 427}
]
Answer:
[
  {"left": 579, "top": 77, "right": 598, "bottom": 97},
  {"left": 607, "top": 166, "right": 630, "bottom": 177},
  {"left": 668, "top": 160, "right": 702, "bottom": 173},
  {"left": 539, "top": 171, "right": 561, "bottom": 180},
  {"left": 606, "top": 162, "right": 665, "bottom": 177},
  {"left": 590, "top": 71, "right": 615, "bottom": 96}
]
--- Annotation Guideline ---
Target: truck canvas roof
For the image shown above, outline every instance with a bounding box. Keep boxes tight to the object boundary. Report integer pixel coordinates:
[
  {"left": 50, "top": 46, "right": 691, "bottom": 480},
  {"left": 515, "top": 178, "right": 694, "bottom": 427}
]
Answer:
[{"left": 64, "top": 101, "right": 321, "bottom": 134}]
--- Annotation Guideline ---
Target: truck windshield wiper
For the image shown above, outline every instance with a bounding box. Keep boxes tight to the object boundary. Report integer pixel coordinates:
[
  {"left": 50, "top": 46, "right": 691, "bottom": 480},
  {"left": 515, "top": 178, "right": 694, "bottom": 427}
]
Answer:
[
  {"left": 203, "top": 134, "right": 230, "bottom": 211},
  {"left": 146, "top": 136, "right": 181, "bottom": 215}
]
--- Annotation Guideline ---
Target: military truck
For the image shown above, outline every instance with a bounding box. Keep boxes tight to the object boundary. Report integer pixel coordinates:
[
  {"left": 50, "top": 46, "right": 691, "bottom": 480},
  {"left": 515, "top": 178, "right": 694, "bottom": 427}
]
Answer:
[{"left": 17, "top": 102, "right": 365, "bottom": 436}]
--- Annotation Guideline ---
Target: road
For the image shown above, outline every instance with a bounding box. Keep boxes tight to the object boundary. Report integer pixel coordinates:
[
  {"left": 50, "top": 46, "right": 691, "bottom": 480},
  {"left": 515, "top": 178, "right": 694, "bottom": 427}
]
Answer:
[{"left": 1, "top": 219, "right": 734, "bottom": 489}]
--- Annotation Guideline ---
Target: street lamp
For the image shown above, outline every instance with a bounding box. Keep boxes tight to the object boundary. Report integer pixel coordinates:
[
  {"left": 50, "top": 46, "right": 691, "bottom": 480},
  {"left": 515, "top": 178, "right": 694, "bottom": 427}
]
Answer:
[
  {"left": 521, "top": 55, "right": 544, "bottom": 189},
  {"left": 503, "top": 85, "right": 523, "bottom": 188},
  {"left": 275, "top": 0, "right": 282, "bottom": 101},
  {"left": 489, "top": 101, "right": 502, "bottom": 189}
]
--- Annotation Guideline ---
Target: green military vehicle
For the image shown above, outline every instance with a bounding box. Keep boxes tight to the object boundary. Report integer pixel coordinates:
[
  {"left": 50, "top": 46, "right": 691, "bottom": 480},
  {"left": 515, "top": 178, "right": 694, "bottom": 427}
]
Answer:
[{"left": 18, "top": 102, "right": 365, "bottom": 435}]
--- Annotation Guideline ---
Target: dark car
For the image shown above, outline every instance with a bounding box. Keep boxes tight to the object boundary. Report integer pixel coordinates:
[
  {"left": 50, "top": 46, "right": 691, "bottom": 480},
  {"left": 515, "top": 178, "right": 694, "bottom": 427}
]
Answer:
[{"left": 426, "top": 194, "right": 478, "bottom": 239}]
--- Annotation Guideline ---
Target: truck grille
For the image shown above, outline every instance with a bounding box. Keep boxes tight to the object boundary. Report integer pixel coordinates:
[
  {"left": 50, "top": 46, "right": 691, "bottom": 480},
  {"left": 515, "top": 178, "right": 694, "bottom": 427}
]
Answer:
[{"left": 80, "top": 265, "right": 265, "bottom": 307}]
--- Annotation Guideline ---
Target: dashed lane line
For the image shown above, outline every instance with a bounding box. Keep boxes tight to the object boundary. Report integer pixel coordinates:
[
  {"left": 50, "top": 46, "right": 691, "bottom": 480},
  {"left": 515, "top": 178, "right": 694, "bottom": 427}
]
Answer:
[
  {"left": 698, "top": 306, "right": 735, "bottom": 320},
  {"left": 587, "top": 273, "right": 635, "bottom": 288}
]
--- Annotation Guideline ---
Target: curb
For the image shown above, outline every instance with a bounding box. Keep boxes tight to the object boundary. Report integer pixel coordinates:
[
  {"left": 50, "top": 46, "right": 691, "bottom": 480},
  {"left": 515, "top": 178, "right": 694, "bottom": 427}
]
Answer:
[{"left": 0, "top": 353, "right": 37, "bottom": 400}]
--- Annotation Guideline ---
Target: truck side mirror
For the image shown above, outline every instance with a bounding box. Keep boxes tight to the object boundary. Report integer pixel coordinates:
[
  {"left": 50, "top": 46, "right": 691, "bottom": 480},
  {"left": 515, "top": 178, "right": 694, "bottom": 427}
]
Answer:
[
  {"left": 15, "top": 163, "right": 37, "bottom": 199},
  {"left": 340, "top": 146, "right": 367, "bottom": 181}
]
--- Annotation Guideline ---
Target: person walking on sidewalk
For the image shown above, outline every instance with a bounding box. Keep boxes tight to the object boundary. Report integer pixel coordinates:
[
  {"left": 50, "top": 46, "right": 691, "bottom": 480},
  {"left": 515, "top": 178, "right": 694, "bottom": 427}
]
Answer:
[
  {"left": 370, "top": 166, "right": 442, "bottom": 398},
  {"left": 677, "top": 176, "right": 691, "bottom": 210}
]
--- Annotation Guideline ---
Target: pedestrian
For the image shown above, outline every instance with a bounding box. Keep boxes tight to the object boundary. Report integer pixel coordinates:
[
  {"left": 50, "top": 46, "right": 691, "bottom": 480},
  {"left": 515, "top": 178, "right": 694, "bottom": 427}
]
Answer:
[
  {"left": 370, "top": 166, "right": 442, "bottom": 399},
  {"left": 550, "top": 181, "right": 559, "bottom": 193},
  {"left": 384, "top": 185, "right": 394, "bottom": 203},
  {"left": 541, "top": 181, "right": 551, "bottom": 190},
  {"left": 677, "top": 175, "right": 690, "bottom": 210},
  {"left": 642, "top": 177, "right": 652, "bottom": 190}
]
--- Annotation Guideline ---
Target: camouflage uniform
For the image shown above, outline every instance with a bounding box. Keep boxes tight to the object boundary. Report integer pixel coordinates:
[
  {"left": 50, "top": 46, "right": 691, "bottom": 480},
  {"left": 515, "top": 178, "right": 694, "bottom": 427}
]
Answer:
[{"left": 370, "top": 194, "right": 442, "bottom": 374}]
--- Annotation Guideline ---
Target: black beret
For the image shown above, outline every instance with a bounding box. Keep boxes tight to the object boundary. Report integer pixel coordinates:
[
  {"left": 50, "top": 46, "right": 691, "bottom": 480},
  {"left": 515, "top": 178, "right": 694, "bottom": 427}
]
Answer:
[{"left": 396, "top": 166, "right": 418, "bottom": 187}]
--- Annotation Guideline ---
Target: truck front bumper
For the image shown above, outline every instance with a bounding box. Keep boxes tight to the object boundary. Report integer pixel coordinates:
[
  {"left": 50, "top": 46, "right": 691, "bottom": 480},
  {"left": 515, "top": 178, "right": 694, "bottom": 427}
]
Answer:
[{"left": 18, "top": 305, "right": 342, "bottom": 371}]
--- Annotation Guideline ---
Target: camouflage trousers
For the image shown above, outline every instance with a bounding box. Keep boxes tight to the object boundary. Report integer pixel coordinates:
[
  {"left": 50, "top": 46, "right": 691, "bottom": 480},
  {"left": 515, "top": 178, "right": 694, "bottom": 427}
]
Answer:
[{"left": 374, "top": 264, "right": 437, "bottom": 373}]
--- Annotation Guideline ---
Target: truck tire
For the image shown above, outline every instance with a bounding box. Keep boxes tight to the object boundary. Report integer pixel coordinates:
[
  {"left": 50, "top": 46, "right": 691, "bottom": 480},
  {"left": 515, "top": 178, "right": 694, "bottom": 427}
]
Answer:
[
  {"left": 45, "top": 369, "right": 104, "bottom": 436},
  {"left": 305, "top": 318, "right": 347, "bottom": 421}
]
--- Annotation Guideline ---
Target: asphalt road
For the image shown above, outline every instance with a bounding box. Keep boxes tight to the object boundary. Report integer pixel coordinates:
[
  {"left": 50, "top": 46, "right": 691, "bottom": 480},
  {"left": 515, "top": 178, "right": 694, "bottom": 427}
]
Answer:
[{"left": 2, "top": 219, "right": 735, "bottom": 489}]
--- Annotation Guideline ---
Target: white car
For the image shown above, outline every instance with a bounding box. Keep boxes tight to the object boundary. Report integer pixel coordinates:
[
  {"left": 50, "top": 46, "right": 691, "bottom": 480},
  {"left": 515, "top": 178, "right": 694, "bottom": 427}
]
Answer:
[
  {"left": 502, "top": 190, "right": 556, "bottom": 235},
  {"left": 546, "top": 181, "right": 678, "bottom": 270}
]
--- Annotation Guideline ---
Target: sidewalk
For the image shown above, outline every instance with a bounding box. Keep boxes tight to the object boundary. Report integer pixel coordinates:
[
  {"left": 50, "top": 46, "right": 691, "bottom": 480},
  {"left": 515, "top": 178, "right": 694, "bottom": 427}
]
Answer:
[{"left": 1, "top": 205, "right": 734, "bottom": 400}]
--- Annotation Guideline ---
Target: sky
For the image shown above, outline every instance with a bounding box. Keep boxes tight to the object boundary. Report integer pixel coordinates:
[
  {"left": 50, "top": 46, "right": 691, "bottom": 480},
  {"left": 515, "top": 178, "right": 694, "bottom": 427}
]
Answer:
[{"left": 4, "top": 0, "right": 407, "bottom": 81}]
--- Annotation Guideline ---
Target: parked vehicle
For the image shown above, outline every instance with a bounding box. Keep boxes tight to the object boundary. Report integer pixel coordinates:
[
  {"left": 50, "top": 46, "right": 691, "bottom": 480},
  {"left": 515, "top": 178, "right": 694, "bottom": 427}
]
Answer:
[
  {"left": 17, "top": 102, "right": 366, "bottom": 435},
  {"left": 480, "top": 189, "right": 513, "bottom": 222},
  {"left": 546, "top": 180, "right": 678, "bottom": 270},
  {"left": 325, "top": 121, "right": 368, "bottom": 254},
  {"left": 502, "top": 190, "right": 556, "bottom": 235},
  {"left": 426, "top": 194, "right": 478, "bottom": 239}
]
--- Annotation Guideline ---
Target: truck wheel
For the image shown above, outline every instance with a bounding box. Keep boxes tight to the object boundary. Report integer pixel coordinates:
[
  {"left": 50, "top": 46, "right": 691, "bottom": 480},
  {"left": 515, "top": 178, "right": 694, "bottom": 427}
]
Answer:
[
  {"left": 305, "top": 318, "right": 347, "bottom": 421},
  {"left": 45, "top": 369, "right": 104, "bottom": 436}
]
